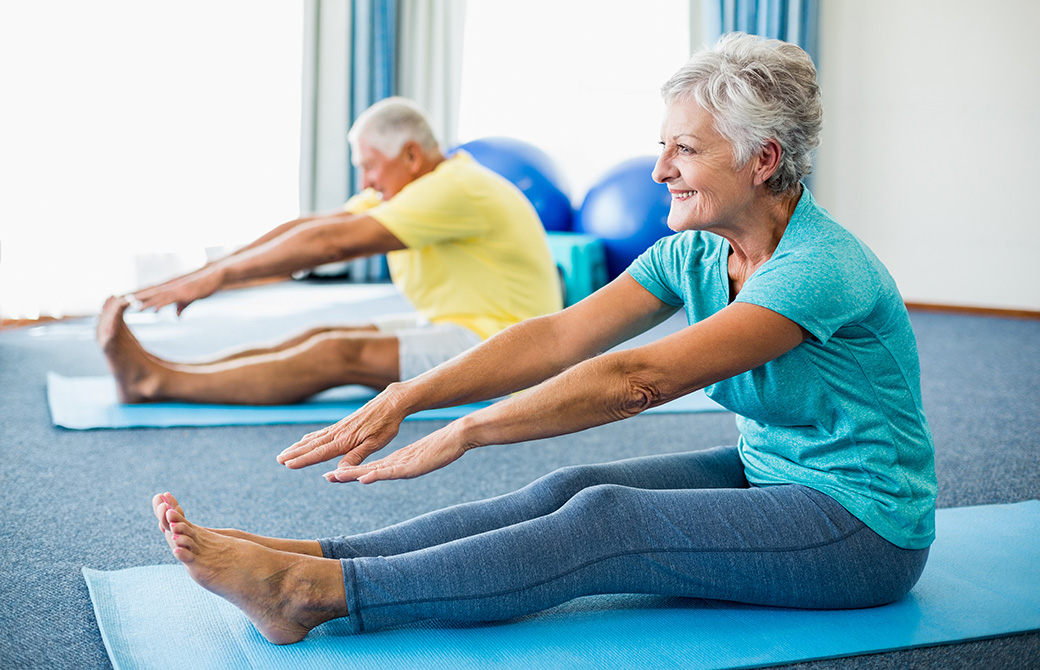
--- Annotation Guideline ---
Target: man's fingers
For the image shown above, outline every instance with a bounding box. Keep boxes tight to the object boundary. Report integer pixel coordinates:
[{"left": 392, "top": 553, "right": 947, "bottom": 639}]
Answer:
[{"left": 137, "top": 294, "right": 172, "bottom": 312}]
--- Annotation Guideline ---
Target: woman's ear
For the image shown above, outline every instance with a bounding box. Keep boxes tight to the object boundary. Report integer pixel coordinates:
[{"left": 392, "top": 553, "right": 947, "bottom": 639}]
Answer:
[{"left": 753, "top": 138, "right": 783, "bottom": 186}]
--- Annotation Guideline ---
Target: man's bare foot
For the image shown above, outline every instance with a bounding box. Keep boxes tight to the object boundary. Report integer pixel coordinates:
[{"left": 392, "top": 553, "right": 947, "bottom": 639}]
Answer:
[
  {"left": 97, "top": 296, "right": 164, "bottom": 403},
  {"left": 152, "top": 493, "right": 323, "bottom": 557},
  {"left": 164, "top": 506, "right": 347, "bottom": 645}
]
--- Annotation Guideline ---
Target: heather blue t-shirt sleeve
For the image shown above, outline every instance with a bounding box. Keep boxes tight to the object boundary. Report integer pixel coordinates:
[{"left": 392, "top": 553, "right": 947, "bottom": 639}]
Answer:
[
  {"left": 627, "top": 231, "right": 729, "bottom": 320},
  {"left": 626, "top": 234, "right": 686, "bottom": 307}
]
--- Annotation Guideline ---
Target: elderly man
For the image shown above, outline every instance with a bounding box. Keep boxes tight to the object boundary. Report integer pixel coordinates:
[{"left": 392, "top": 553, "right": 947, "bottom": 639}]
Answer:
[{"left": 98, "top": 97, "right": 561, "bottom": 405}]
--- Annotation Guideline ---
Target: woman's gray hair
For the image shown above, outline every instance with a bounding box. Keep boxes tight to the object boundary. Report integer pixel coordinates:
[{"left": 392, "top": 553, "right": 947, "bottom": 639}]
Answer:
[
  {"left": 661, "top": 32, "right": 822, "bottom": 194},
  {"left": 348, "top": 97, "right": 440, "bottom": 160}
]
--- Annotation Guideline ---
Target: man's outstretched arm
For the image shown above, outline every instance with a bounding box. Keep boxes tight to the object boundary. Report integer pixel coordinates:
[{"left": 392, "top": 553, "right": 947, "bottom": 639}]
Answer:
[{"left": 133, "top": 213, "right": 405, "bottom": 314}]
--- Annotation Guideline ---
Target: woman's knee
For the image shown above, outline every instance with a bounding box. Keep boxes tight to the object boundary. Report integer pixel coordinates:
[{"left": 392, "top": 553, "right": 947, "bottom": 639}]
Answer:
[
  {"left": 525, "top": 463, "right": 620, "bottom": 503},
  {"left": 557, "top": 484, "right": 641, "bottom": 527}
]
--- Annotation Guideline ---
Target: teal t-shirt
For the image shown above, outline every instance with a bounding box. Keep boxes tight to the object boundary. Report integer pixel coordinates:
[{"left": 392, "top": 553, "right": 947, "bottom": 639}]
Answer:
[{"left": 626, "top": 188, "right": 936, "bottom": 550}]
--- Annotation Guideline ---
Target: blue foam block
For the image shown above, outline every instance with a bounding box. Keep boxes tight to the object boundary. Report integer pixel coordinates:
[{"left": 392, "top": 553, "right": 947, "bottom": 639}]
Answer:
[
  {"left": 546, "top": 232, "right": 608, "bottom": 306},
  {"left": 47, "top": 372, "right": 725, "bottom": 430},
  {"left": 84, "top": 501, "right": 1040, "bottom": 670}
]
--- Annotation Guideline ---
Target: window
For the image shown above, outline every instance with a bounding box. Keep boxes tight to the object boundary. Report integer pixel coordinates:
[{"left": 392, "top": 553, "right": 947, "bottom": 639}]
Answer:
[
  {"left": 457, "top": 1, "right": 691, "bottom": 203},
  {"left": 0, "top": 2, "right": 303, "bottom": 319}
]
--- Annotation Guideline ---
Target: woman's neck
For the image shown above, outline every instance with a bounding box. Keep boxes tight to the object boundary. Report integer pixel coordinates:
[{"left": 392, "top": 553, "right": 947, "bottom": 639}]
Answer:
[{"left": 724, "top": 186, "right": 802, "bottom": 297}]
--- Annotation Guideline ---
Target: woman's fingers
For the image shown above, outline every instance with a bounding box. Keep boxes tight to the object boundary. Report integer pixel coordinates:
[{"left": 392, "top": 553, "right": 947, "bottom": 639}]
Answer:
[
  {"left": 278, "top": 419, "right": 348, "bottom": 466},
  {"left": 278, "top": 434, "right": 338, "bottom": 468},
  {"left": 279, "top": 412, "right": 401, "bottom": 471}
]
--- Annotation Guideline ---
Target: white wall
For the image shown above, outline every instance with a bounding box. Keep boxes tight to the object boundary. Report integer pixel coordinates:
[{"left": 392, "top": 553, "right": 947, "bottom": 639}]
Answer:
[{"left": 814, "top": 0, "right": 1040, "bottom": 312}]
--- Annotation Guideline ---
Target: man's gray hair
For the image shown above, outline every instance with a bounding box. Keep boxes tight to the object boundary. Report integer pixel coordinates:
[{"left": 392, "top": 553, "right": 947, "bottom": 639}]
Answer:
[
  {"left": 661, "top": 32, "right": 822, "bottom": 194},
  {"left": 348, "top": 97, "right": 440, "bottom": 160}
]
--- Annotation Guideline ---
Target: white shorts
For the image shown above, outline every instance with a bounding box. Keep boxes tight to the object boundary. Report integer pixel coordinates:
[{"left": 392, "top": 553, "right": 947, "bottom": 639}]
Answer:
[{"left": 372, "top": 313, "right": 482, "bottom": 381}]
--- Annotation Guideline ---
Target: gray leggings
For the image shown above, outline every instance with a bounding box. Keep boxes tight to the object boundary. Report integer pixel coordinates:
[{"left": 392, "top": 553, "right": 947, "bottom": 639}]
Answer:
[{"left": 319, "top": 446, "right": 929, "bottom": 633}]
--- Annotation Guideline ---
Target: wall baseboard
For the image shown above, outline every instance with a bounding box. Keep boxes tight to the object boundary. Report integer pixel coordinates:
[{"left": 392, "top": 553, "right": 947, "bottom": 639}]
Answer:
[
  {"left": 1, "top": 316, "right": 83, "bottom": 330},
  {"left": 905, "top": 302, "right": 1040, "bottom": 320},
  {"left": 5, "top": 304, "right": 1039, "bottom": 331}
]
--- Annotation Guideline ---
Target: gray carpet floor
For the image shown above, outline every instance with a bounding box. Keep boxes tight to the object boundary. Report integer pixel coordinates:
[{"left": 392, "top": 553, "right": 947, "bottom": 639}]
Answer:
[{"left": 1, "top": 281, "right": 1037, "bottom": 669}]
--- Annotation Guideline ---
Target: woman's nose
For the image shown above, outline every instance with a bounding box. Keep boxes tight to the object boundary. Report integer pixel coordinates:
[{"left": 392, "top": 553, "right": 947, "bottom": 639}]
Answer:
[{"left": 651, "top": 153, "right": 674, "bottom": 184}]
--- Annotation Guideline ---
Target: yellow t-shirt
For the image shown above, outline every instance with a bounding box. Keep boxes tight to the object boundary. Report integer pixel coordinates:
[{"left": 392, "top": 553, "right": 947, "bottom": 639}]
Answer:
[{"left": 344, "top": 152, "right": 562, "bottom": 339}]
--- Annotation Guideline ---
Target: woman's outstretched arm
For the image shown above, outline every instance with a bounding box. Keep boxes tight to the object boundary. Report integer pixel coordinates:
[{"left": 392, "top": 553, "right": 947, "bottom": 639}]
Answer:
[
  {"left": 277, "top": 274, "right": 679, "bottom": 471},
  {"left": 323, "top": 298, "right": 809, "bottom": 484}
]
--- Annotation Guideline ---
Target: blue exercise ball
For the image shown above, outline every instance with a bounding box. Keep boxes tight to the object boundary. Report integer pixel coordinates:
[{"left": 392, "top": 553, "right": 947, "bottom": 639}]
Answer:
[
  {"left": 576, "top": 156, "right": 673, "bottom": 278},
  {"left": 453, "top": 137, "right": 573, "bottom": 232}
]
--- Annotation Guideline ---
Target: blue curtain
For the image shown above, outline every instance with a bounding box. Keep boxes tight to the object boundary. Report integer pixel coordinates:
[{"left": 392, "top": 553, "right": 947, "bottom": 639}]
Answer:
[
  {"left": 701, "top": 0, "right": 818, "bottom": 63},
  {"left": 299, "top": 0, "right": 398, "bottom": 281},
  {"left": 300, "top": 0, "right": 398, "bottom": 213},
  {"left": 345, "top": 0, "right": 397, "bottom": 281},
  {"left": 347, "top": 0, "right": 398, "bottom": 196}
]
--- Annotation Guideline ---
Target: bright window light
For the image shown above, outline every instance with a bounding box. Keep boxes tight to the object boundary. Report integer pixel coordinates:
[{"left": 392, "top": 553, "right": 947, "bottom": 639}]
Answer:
[
  {"left": 457, "top": 0, "right": 691, "bottom": 204},
  {"left": 0, "top": 1, "right": 303, "bottom": 319}
]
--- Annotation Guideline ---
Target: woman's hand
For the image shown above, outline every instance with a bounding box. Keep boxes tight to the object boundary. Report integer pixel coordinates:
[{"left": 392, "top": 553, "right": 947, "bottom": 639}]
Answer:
[
  {"left": 322, "top": 419, "right": 477, "bottom": 484},
  {"left": 277, "top": 391, "right": 408, "bottom": 471}
]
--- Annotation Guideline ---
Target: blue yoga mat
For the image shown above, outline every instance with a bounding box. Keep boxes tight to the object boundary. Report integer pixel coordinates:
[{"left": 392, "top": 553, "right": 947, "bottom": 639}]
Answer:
[
  {"left": 47, "top": 372, "right": 726, "bottom": 430},
  {"left": 83, "top": 501, "right": 1040, "bottom": 670}
]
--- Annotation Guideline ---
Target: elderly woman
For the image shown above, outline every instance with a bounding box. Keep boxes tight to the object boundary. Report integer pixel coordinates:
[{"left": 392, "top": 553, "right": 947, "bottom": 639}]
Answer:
[{"left": 154, "top": 32, "right": 936, "bottom": 644}]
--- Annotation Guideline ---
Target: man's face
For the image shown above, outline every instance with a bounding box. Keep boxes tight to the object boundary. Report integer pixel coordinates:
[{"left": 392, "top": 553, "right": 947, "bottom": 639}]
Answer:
[{"left": 356, "top": 138, "right": 415, "bottom": 200}]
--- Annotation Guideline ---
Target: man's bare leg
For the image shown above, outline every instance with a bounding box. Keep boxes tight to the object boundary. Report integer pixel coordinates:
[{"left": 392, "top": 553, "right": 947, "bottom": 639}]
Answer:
[
  {"left": 162, "top": 502, "right": 348, "bottom": 645},
  {"left": 204, "top": 325, "right": 379, "bottom": 364},
  {"left": 153, "top": 493, "right": 323, "bottom": 557},
  {"left": 98, "top": 296, "right": 399, "bottom": 404}
]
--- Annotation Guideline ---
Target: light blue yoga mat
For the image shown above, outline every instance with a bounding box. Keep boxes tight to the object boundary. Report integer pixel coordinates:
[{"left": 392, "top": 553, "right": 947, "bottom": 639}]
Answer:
[
  {"left": 47, "top": 372, "right": 726, "bottom": 430},
  {"left": 84, "top": 501, "right": 1040, "bottom": 670}
]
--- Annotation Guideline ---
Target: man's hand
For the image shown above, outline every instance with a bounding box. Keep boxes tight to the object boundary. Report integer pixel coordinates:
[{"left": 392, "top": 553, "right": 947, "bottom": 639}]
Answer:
[
  {"left": 133, "top": 265, "right": 225, "bottom": 315},
  {"left": 277, "top": 391, "right": 408, "bottom": 471}
]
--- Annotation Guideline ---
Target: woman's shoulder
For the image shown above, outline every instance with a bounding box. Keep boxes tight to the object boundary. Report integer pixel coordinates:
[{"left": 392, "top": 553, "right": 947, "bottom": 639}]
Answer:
[{"left": 780, "top": 191, "right": 886, "bottom": 277}]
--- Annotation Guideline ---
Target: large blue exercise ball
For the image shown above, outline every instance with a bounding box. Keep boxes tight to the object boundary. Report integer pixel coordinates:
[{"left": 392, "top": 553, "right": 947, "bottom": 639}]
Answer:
[
  {"left": 453, "top": 137, "right": 573, "bottom": 232},
  {"left": 576, "top": 156, "right": 673, "bottom": 278}
]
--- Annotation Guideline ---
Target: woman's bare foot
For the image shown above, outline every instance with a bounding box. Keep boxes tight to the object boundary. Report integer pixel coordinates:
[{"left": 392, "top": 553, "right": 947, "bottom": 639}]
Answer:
[
  {"left": 97, "top": 296, "right": 165, "bottom": 403},
  {"left": 152, "top": 493, "right": 323, "bottom": 557},
  {"left": 163, "top": 505, "right": 347, "bottom": 645}
]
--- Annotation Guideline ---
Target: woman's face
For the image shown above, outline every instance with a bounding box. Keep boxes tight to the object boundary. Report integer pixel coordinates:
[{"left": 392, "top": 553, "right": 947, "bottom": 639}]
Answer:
[{"left": 653, "top": 100, "right": 757, "bottom": 233}]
